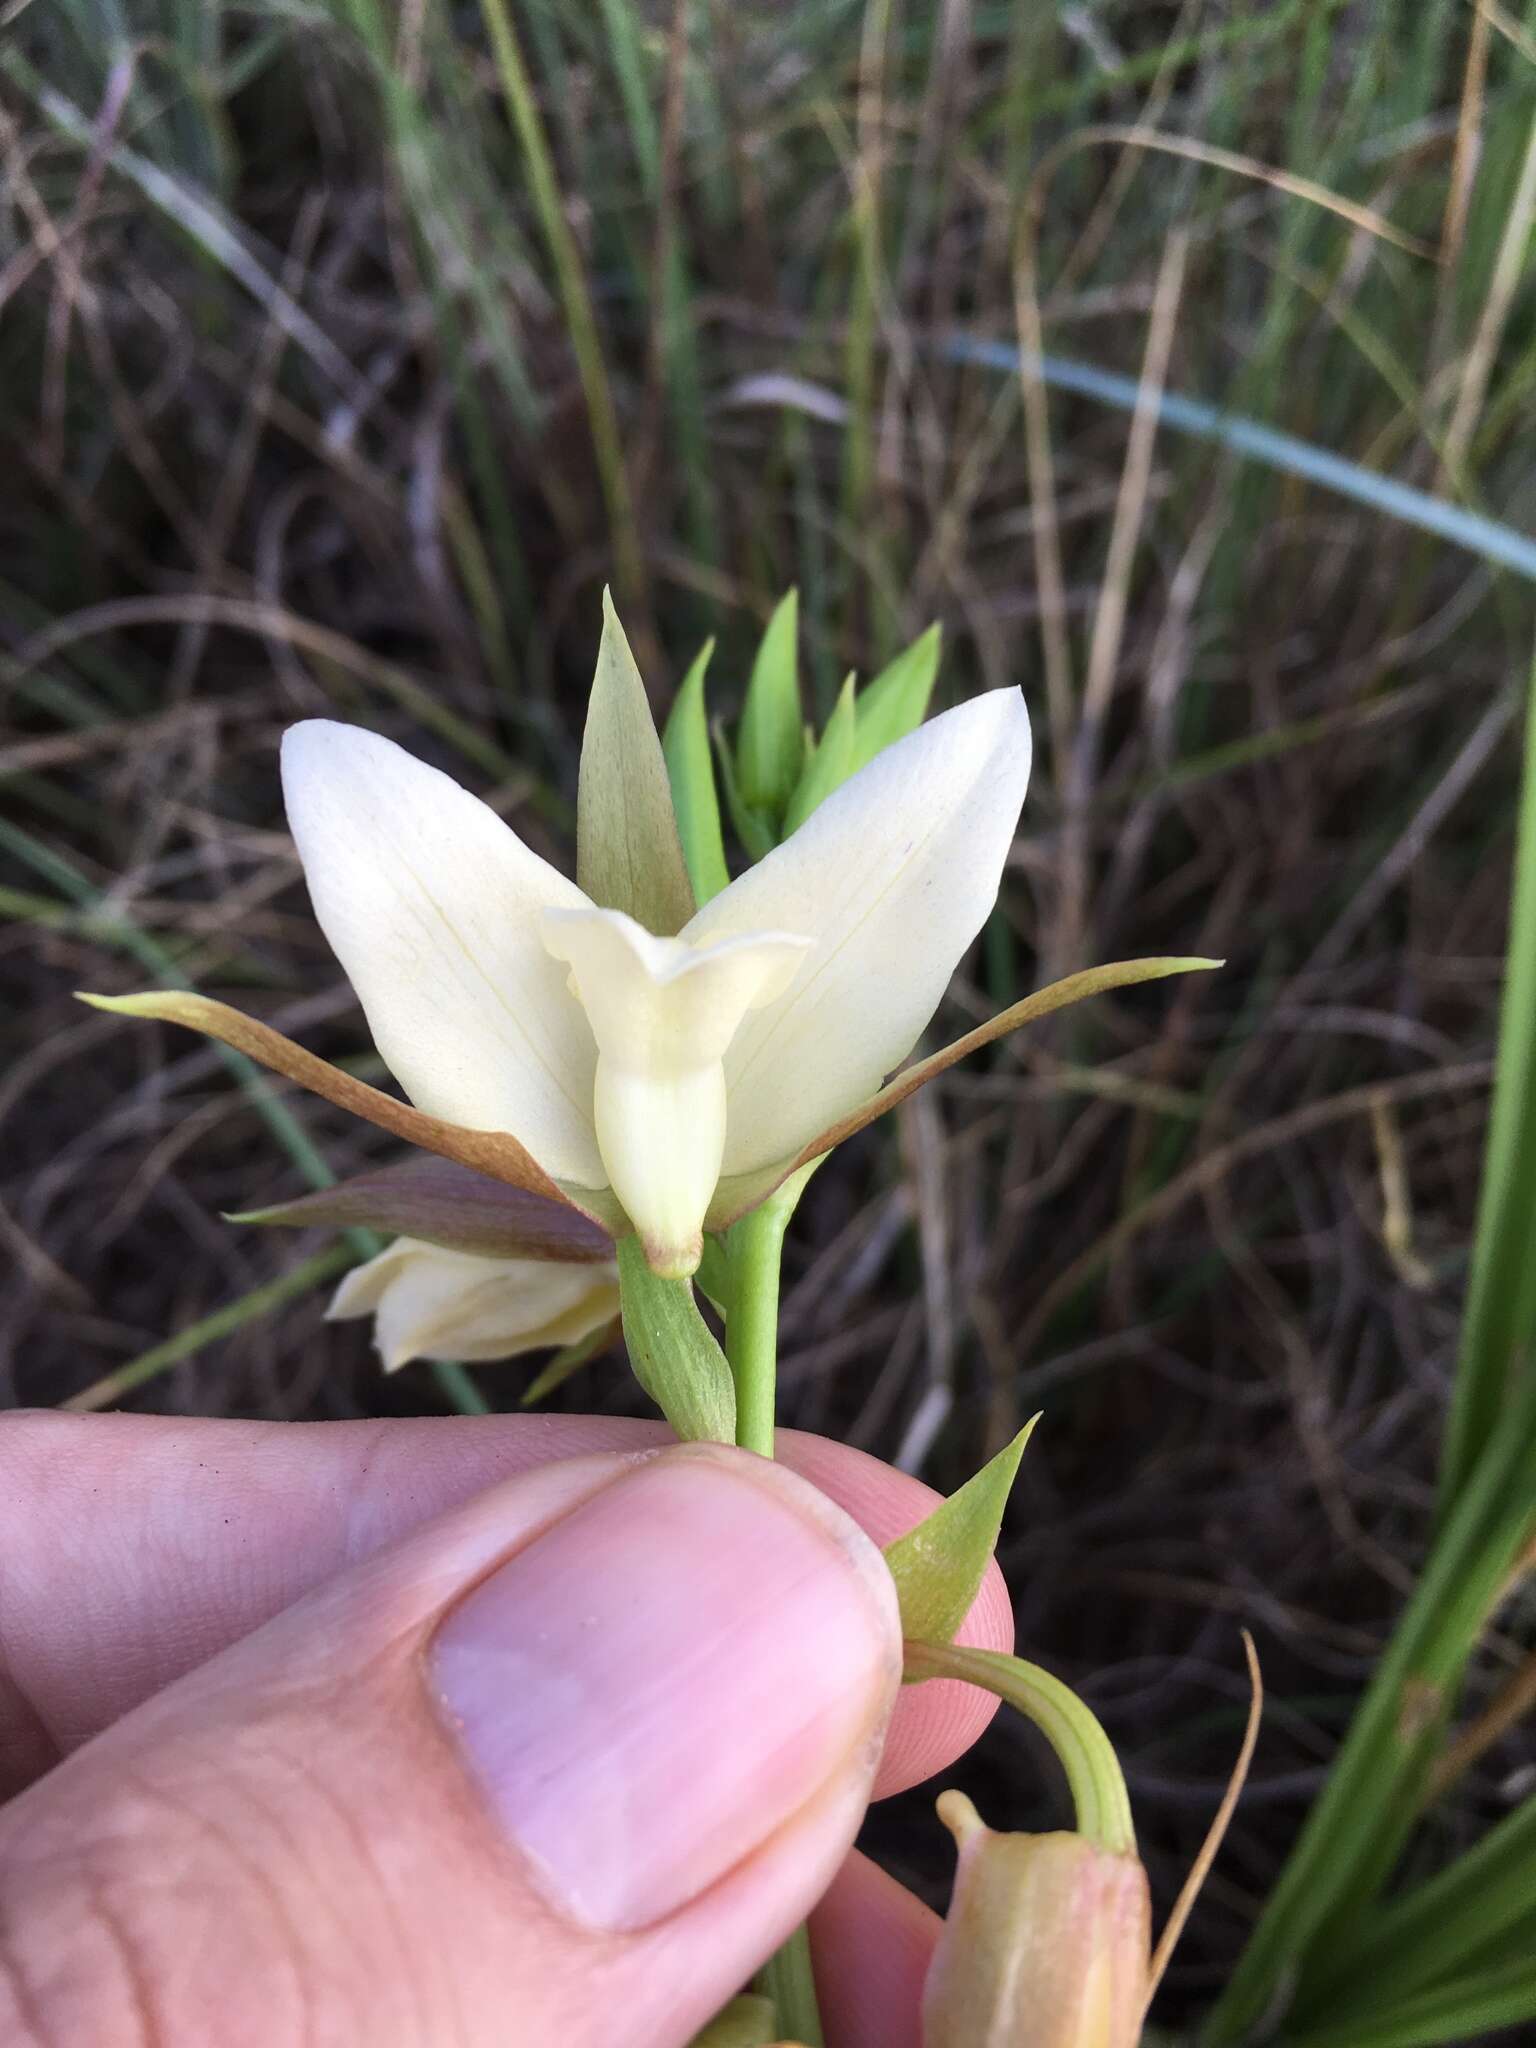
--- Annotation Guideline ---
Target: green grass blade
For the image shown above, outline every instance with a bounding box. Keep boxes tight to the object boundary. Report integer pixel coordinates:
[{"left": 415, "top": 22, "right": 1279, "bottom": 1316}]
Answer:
[
  {"left": 938, "top": 337, "right": 1536, "bottom": 582},
  {"left": 1203, "top": 1357, "right": 1536, "bottom": 2042},
  {"left": 475, "top": 0, "right": 645, "bottom": 605},
  {"left": 1286, "top": 1957, "right": 1536, "bottom": 2048},
  {"left": 1438, "top": 641, "right": 1536, "bottom": 1510},
  {"left": 1296, "top": 1795, "right": 1536, "bottom": 2023}
]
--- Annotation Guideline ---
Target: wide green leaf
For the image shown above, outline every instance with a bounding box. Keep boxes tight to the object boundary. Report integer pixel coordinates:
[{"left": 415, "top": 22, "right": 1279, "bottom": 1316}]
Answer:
[
  {"left": 850, "top": 622, "right": 941, "bottom": 771},
  {"left": 578, "top": 591, "right": 696, "bottom": 936},
  {"left": 662, "top": 639, "right": 731, "bottom": 904},
  {"left": 782, "top": 673, "right": 856, "bottom": 835},
  {"left": 616, "top": 1235, "right": 735, "bottom": 1442},
  {"left": 884, "top": 1419, "right": 1035, "bottom": 1649},
  {"left": 736, "top": 589, "right": 804, "bottom": 818}
]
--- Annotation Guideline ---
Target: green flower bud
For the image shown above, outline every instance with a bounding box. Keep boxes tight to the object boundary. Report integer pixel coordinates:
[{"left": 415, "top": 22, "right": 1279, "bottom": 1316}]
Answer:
[{"left": 923, "top": 1792, "right": 1151, "bottom": 2048}]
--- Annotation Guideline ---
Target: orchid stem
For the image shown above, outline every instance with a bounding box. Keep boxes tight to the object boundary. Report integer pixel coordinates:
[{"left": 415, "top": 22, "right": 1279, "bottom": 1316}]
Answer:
[
  {"left": 756, "top": 1923, "right": 825, "bottom": 2046},
  {"left": 724, "top": 1198, "right": 790, "bottom": 1458},
  {"left": 726, "top": 1171, "right": 827, "bottom": 2044}
]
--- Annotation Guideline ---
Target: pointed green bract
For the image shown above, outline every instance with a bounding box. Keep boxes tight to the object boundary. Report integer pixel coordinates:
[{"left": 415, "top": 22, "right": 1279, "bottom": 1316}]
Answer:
[
  {"left": 736, "top": 588, "right": 804, "bottom": 817},
  {"left": 616, "top": 1234, "right": 735, "bottom": 1443},
  {"left": 663, "top": 638, "right": 731, "bottom": 905},
  {"left": 578, "top": 592, "right": 696, "bottom": 936},
  {"left": 783, "top": 672, "right": 857, "bottom": 835},
  {"left": 850, "top": 621, "right": 941, "bottom": 771},
  {"left": 885, "top": 1419, "right": 1037, "bottom": 1650},
  {"left": 713, "top": 722, "right": 778, "bottom": 860}
]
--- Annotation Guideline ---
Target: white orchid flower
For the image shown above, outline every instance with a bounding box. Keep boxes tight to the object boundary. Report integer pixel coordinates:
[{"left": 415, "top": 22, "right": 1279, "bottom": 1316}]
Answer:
[
  {"left": 328, "top": 1236, "right": 619, "bottom": 1372},
  {"left": 267, "top": 686, "right": 1028, "bottom": 1277},
  {"left": 84, "top": 605, "right": 1210, "bottom": 1282}
]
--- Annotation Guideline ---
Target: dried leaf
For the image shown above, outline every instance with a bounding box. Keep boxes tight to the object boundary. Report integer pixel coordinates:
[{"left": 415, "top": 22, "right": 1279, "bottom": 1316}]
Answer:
[
  {"left": 706, "top": 957, "right": 1221, "bottom": 1228},
  {"left": 77, "top": 989, "right": 624, "bottom": 1234}
]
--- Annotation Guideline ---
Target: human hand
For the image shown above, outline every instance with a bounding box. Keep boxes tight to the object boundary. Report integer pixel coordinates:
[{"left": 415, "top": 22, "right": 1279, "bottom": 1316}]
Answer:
[{"left": 0, "top": 1413, "right": 1010, "bottom": 2047}]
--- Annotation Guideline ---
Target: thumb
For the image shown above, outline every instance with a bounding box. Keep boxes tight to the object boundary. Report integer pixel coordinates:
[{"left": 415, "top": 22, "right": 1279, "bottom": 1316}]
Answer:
[{"left": 0, "top": 1443, "right": 901, "bottom": 2048}]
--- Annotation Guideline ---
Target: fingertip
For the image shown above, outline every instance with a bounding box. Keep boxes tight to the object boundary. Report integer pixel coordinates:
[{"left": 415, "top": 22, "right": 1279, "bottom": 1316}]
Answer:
[{"left": 775, "top": 1430, "right": 1013, "bottom": 1797}]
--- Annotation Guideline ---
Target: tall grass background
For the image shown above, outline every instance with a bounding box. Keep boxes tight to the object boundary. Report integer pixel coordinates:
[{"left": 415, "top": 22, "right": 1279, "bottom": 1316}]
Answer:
[{"left": 3, "top": 1, "right": 1536, "bottom": 2037}]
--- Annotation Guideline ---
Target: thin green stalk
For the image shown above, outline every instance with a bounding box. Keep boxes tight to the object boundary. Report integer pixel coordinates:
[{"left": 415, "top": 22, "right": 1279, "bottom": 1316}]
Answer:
[
  {"left": 903, "top": 1641, "right": 1136, "bottom": 1857},
  {"left": 476, "top": 0, "right": 646, "bottom": 607},
  {"left": 723, "top": 1198, "right": 791, "bottom": 1457},
  {"left": 726, "top": 1171, "right": 822, "bottom": 2044},
  {"left": 755, "top": 1924, "right": 824, "bottom": 2047},
  {"left": 1438, "top": 641, "right": 1536, "bottom": 1513}
]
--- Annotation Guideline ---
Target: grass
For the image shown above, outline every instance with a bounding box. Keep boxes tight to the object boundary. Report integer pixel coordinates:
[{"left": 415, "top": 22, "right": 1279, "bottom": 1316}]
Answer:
[{"left": 4, "top": 0, "right": 1536, "bottom": 2035}]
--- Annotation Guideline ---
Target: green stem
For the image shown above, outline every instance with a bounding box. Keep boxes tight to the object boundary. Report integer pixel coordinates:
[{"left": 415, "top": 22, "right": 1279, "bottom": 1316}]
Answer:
[
  {"left": 725, "top": 1170, "right": 824, "bottom": 2043},
  {"left": 723, "top": 1198, "right": 790, "bottom": 1456},
  {"left": 903, "top": 1640, "right": 1137, "bottom": 1857},
  {"left": 755, "top": 1923, "right": 824, "bottom": 2046}
]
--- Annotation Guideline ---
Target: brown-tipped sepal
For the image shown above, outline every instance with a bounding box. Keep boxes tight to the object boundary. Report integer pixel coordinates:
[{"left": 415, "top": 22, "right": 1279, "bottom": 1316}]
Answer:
[{"left": 923, "top": 1793, "right": 1151, "bottom": 2048}]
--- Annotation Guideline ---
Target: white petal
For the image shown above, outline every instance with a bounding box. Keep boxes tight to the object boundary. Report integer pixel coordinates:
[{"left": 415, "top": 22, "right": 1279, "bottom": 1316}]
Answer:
[
  {"left": 282, "top": 722, "right": 603, "bottom": 1185},
  {"left": 687, "top": 689, "right": 1032, "bottom": 1175},
  {"left": 541, "top": 906, "right": 809, "bottom": 1274},
  {"left": 328, "top": 1238, "right": 618, "bottom": 1370}
]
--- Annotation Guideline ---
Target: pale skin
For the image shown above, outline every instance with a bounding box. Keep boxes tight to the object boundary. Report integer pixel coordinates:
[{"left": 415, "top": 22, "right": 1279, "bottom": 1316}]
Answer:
[{"left": 0, "top": 1411, "right": 1011, "bottom": 2048}]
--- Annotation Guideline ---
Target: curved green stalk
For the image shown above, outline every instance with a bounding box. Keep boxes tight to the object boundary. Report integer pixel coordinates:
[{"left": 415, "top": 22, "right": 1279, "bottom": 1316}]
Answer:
[{"left": 904, "top": 1640, "right": 1136, "bottom": 1857}]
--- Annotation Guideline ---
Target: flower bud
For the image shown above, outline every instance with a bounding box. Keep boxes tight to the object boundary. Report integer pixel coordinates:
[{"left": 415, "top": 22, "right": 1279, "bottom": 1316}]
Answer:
[{"left": 923, "top": 1792, "right": 1151, "bottom": 2048}]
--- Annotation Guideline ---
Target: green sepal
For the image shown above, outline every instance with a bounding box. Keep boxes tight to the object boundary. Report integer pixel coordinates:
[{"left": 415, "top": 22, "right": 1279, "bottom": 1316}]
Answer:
[
  {"left": 578, "top": 591, "right": 697, "bottom": 936},
  {"left": 782, "top": 673, "right": 857, "bottom": 835},
  {"left": 713, "top": 720, "right": 778, "bottom": 860},
  {"left": 616, "top": 1234, "right": 735, "bottom": 1443},
  {"left": 687, "top": 1995, "right": 779, "bottom": 2047},
  {"left": 736, "top": 589, "right": 804, "bottom": 818},
  {"left": 850, "top": 621, "right": 941, "bottom": 771},
  {"left": 884, "top": 1418, "right": 1037, "bottom": 1650},
  {"left": 662, "top": 639, "right": 731, "bottom": 906}
]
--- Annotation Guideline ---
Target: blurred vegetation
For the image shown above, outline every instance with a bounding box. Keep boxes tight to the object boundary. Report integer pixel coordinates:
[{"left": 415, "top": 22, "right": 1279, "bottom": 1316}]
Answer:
[{"left": 3, "top": 0, "right": 1536, "bottom": 2037}]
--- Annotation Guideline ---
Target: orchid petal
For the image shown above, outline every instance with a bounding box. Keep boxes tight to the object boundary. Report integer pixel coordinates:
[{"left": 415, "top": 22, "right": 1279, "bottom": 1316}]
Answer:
[
  {"left": 328, "top": 1237, "right": 620, "bottom": 1371},
  {"left": 687, "top": 688, "right": 1032, "bottom": 1177},
  {"left": 281, "top": 721, "right": 603, "bottom": 1185},
  {"left": 542, "top": 906, "right": 809, "bottom": 1275},
  {"left": 704, "top": 955, "right": 1220, "bottom": 1228}
]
